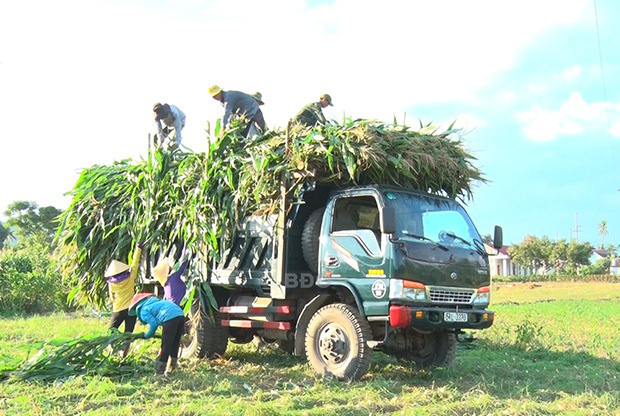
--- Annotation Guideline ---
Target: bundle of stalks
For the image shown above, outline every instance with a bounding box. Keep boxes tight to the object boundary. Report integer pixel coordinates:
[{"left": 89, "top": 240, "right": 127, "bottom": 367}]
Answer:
[
  {"left": 1, "top": 332, "right": 149, "bottom": 382},
  {"left": 56, "top": 119, "right": 485, "bottom": 306}
]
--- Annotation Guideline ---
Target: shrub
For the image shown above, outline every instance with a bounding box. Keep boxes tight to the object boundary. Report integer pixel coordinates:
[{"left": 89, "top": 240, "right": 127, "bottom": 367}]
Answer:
[{"left": 0, "top": 236, "right": 68, "bottom": 314}]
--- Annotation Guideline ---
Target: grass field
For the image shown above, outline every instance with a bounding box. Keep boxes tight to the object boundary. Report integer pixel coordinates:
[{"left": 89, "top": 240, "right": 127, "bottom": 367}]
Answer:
[{"left": 1, "top": 282, "right": 619, "bottom": 415}]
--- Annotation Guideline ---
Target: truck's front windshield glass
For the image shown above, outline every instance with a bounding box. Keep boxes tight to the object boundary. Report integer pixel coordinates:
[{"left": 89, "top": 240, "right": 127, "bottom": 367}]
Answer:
[{"left": 383, "top": 191, "right": 482, "bottom": 251}]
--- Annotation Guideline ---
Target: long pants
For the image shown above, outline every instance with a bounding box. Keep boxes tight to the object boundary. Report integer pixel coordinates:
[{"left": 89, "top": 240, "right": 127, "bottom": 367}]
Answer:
[
  {"left": 158, "top": 316, "right": 185, "bottom": 363},
  {"left": 109, "top": 309, "right": 137, "bottom": 333},
  {"left": 242, "top": 109, "right": 266, "bottom": 137}
]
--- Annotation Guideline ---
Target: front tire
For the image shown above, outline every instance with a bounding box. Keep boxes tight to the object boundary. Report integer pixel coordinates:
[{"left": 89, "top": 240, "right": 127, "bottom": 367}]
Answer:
[{"left": 305, "top": 303, "right": 372, "bottom": 380}]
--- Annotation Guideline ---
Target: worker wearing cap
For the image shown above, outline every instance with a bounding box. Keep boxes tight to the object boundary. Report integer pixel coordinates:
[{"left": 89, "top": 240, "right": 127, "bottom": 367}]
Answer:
[
  {"left": 208, "top": 85, "right": 266, "bottom": 137},
  {"left": 251, "top": 92, "right": 264, "bottom": 106},
  {"left": 153, "top": 102, "right": 186, "bottom": 148},
  {"left": 104, "top": 242, "right": 143, "bottom": 335},
  {"left": 293, "top": 94, "right": 333, "bottom": 128}
]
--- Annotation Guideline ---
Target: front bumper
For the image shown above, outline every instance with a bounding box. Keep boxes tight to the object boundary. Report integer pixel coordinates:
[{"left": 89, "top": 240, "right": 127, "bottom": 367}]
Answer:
[{"left": 389, "top": 304, "right": 494, "bottom": 330}]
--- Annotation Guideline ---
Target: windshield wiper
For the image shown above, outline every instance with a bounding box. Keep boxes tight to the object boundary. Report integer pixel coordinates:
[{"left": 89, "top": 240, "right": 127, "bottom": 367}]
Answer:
[
  {"left": 402, "top": 231, "right": 448, "bottom": 251},
  {"left": 445, "top": 232, "right": 485, "bottom": 256}
]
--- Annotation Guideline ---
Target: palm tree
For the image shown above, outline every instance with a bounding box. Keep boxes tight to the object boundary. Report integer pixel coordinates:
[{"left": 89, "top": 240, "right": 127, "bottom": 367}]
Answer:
[{"left": 598, "top": 220, "right": 608, "bottom": 247}]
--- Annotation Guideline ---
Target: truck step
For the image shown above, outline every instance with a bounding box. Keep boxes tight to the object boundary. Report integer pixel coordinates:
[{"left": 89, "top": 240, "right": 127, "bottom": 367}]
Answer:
[
  {"left": 220, "top": 319, "right": 291, "bottom": 330},
  {"left": 219, "top": 306, "right": 292, "bottom": 314}
]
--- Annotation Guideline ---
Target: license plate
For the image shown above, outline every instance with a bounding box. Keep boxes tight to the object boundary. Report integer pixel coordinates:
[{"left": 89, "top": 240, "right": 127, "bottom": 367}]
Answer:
[{"left": 444, "top": 312, "right": 468, "bottom": 322}]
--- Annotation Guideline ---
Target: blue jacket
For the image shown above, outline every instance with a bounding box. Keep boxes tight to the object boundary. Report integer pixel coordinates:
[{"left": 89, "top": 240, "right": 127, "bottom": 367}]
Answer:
[
  {"left": 221, "top": 90, "right": 259, "bottom": 127},
  {"left": 136, "top": 297, "right": 185, "bottom": 339}
]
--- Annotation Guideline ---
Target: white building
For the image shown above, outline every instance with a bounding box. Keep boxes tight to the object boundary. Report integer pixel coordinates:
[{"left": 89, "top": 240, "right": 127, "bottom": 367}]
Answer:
[
  {"left": 610, "top": 258, "right": 620, "bottom": 276},
  {"left": 484, "top": 244, "right": 531, "bottom": 277}
]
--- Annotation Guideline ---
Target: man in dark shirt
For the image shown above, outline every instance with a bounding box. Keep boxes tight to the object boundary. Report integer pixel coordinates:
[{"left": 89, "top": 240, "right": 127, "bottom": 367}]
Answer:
[
  {"left": 208, "top": 85, "right": 266, "bottom": 137},
  {"left": 293, "top": 94, "right": 333, "bottom": 127}
]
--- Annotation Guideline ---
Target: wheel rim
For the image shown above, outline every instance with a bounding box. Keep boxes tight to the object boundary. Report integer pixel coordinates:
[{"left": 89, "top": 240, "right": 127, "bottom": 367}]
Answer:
[{"left": 317, "top": 322, "right": 351, "bottom": 366}]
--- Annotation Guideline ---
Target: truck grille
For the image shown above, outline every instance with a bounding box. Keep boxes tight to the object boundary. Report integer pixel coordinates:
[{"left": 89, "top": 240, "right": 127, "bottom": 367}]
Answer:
[{"left": 429, "top": 287, "right": 474, "bottom": 304}]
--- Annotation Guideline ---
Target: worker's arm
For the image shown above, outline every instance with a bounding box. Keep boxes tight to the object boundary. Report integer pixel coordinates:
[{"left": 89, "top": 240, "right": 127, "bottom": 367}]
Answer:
[
  {"left": 128, "top": 243, "right": 143, "bottom": 286},
  {"left": 315, "top": 104, "right": 327, "bottom": 125},
  {"left": 143, "top": 314, "right": 159, "bottom": 339},
  {"left": 155, "top": 119, "right": 166, "bottom": 143},
  {"left": 222, "top": 100, "right": 233, "bottom": 128}
]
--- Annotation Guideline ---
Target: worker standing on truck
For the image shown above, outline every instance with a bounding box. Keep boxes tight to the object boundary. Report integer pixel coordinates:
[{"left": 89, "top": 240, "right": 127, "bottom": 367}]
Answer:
[
  {"left": 153, "top": 102, "right": 186, "bottom": 148},
  {"left": 293, "top": 94, "right": 333, "bottom": 127},
  {"left": 128, "top": 293, "right": 185, "bottom": 377},
  {"left": 104, "top": 241, "right": 143, "bottom": 357},
  {"left": 208, "top": 85, "right": 266, "bottom": 137}
]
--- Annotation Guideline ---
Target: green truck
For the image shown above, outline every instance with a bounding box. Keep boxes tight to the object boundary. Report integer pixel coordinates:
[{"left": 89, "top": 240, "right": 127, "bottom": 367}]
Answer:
[{"left": 183, "top": 182, "right": 502, "bottom": 380}]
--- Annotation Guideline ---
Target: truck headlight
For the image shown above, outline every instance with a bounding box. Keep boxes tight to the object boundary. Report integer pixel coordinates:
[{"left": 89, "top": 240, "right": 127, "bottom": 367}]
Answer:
[
  {"left": 389, "top": 279, "right": 427, "bottom": 302},
  {"left": 472, "top": 286, "right": 490, "bottom": 305}
]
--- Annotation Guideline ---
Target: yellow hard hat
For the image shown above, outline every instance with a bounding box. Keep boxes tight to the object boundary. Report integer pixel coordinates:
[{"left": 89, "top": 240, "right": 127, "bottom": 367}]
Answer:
[{"left": 208, "top": 85, "right": 222, "bottom": 97}]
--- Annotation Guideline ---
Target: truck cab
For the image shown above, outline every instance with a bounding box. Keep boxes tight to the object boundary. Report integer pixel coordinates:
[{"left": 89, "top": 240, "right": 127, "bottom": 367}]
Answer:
[{"left": 186, "top": 183, "right": 502, "bottom": 380}]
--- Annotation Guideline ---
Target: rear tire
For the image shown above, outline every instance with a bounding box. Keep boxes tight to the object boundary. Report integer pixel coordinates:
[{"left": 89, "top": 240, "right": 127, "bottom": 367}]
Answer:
[
  {"left": 305, "top": 303, "right": 372, "bottom": 380},
  {"left": 302, "top": 208, "right": 325, "bottom": 273},
  {"left": 180, "top": 300, "right": 229, "bottom": 359}
]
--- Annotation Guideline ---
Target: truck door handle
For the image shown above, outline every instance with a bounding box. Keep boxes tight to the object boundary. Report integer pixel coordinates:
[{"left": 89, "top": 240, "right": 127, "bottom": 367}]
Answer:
[{"left": 325, "top": 256, "right": 339, "bottom": 267}]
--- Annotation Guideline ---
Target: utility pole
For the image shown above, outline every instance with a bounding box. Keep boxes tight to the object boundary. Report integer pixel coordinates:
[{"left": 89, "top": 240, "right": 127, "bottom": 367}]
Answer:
[{"left": 574, "top": 213, "right": 581, "bottom": 242}]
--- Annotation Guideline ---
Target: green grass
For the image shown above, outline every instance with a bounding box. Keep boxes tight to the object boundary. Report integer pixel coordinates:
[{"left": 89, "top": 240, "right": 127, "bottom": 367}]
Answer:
[
  {"left": 1, "top": 289, "right": 620, "bottom": 415},
  {"left": 492, "top": 281, "right": 620, "bottom": 304}
]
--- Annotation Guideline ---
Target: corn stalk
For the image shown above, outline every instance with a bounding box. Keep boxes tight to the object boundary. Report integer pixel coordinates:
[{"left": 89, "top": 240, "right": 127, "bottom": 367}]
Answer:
[{"left": 56, "top": 119, "right": 485, "bottom": 307}]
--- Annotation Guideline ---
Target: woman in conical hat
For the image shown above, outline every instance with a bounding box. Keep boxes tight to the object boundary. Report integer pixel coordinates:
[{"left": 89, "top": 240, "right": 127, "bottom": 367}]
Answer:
[
  {"left": 128, "top": 292, "right": 185, "bottom": 377},
  {"left": 104, "top": 242, "right": 144, "bottom": 335},
  {"left": 152, "top": 257, "right": 187, "bottom": 306}
]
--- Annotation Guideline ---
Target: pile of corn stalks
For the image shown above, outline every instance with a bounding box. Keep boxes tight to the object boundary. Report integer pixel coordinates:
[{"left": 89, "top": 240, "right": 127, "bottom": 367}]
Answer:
[
  {"left": 56, "top": 119, "right": 485, "bottom": 307},
  {"left": 1, "top": 332, "right": 150, "bottom": 382}
]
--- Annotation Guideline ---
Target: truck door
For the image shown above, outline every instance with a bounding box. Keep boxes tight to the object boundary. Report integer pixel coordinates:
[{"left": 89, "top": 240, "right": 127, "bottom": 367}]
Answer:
[{"left": 317, "top": 194, "right": 389, "bottom": 316}]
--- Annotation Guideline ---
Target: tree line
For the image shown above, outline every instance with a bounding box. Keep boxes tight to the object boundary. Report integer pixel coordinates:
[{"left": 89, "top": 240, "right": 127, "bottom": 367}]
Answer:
[{"left": 508, "top": 235, "right": 617, "bottom": 275}]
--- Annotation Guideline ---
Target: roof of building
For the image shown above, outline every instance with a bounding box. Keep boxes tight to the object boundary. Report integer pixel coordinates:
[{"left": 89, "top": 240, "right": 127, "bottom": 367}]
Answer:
[
  {"left": 592, "top": 249, "right": 609, "bottom": 258},
  {"left": 484, "top": 243, "right": 511, "bottom": 257}
]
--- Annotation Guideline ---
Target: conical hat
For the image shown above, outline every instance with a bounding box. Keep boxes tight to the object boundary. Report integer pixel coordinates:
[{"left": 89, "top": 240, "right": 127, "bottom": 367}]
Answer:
[
  {"left": 152, "top": 257, "right": 171, "bottom": 286},
  {"left": 128, "top": 293, "right": 155, "bottom": 316},
  {"left": 104, "top": 260, "right": 130, "bottom": 278}
]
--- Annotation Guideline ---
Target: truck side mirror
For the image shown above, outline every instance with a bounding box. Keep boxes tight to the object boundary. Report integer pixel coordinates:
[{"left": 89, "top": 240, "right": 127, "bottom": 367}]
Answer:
[
  {"left": 380, "top": 206, "right": 396, "bottom": 234},
  {"left": 493, "top": 225, "right": 503, "bottom": 249}
]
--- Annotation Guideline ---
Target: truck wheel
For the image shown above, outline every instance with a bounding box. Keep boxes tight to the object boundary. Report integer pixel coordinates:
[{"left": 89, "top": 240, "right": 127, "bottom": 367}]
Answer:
[
  {"left": 305, "top": 303, "right": 372, "bottom": 380},
  {"left": 302, "top": 208, "right": 325, "bottom": 273},
  {"left": 399, "top": 330, "right": 457, "bottom": 368},
  {"left": 180, "top": 301, "right": 229, "bottom": 359}
]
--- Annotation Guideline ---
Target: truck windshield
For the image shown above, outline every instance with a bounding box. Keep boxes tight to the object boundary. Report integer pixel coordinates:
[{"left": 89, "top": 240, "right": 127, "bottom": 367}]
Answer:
[{"left": 383, "top": 191, "right": 483, "bottom": 251}]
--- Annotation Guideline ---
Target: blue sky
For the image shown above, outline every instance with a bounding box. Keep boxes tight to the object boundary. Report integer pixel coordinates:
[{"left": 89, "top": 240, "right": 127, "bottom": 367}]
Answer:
[{"left": 0, "top": 0, "right": 618, "bottom": 247}]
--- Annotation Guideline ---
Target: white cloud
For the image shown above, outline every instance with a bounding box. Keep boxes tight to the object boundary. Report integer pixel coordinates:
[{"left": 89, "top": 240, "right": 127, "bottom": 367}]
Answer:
[
  {"left": 518, "top": 92, "right": 620, "bottom": 141},
  {"left": 558, "top": 65, "right": 583, "bottom": 82},
  {"left": 0, "top": 0, "right": 590, "bottom": 212}
]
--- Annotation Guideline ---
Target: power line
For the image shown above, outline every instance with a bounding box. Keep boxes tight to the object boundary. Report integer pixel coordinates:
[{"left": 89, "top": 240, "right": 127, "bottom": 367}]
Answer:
[{"left": 593, "top": 0, "right": 620, "bottom": 191}]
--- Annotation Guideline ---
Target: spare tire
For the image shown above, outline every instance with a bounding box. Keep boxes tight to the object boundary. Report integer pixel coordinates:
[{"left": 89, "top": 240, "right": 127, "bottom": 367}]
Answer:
[{"left": 301, "top": 208, "right": 325, "bottom": 273}]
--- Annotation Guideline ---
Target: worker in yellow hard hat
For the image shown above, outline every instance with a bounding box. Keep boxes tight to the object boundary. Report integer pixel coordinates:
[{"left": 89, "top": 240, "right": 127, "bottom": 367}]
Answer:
[
  {"left": 208, "top": 84, "right": 266, "bottom": 137},
  {"left": 293, "top": 94, "right": 333, "bottom": 128}
]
